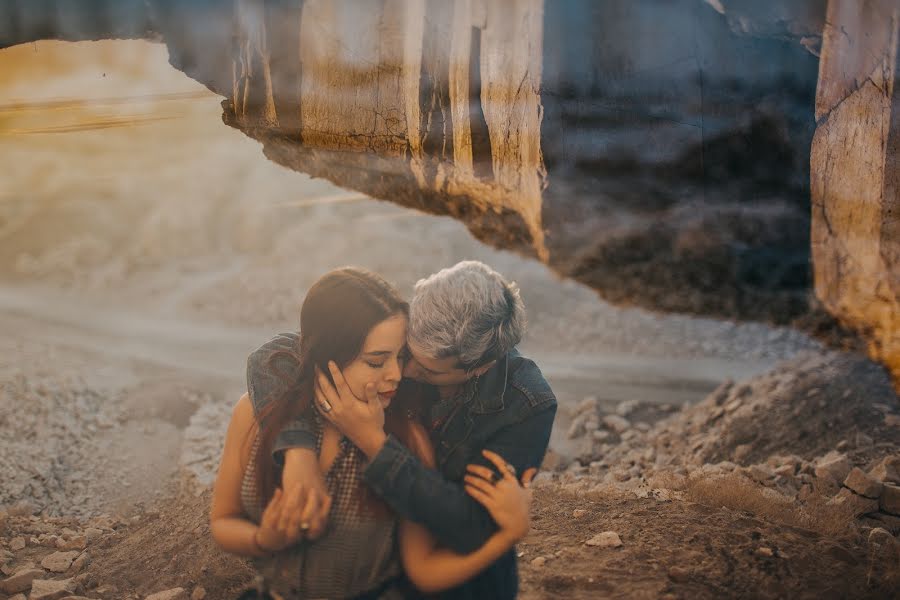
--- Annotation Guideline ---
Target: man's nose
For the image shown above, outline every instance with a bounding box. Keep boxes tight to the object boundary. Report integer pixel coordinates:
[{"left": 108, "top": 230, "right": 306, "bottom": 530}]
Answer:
[{"left": 402, "top": 358, "right": 417, "bottom": 379}]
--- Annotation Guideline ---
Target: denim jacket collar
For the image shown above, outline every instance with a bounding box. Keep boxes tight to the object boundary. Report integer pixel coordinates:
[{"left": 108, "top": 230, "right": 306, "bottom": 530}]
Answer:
[{"left": 470, "top": 351, "right": 511, "bottom": 414}]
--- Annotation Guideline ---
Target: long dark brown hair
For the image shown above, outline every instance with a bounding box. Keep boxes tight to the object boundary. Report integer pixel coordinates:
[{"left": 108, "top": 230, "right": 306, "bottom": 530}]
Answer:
[{"left": 250, "top": 267, "right": 421, "bottom": 506}]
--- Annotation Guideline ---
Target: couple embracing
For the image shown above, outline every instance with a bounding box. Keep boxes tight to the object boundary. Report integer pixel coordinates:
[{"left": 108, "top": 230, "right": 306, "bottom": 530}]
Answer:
[{"left": 211, "top": 261, "right": 557, "bottom": 599}]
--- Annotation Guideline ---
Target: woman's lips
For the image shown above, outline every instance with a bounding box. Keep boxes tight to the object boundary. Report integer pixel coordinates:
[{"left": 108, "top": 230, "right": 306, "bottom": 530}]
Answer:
[{"left": 379, "top": 389, "right": 397, "bottom": 400}]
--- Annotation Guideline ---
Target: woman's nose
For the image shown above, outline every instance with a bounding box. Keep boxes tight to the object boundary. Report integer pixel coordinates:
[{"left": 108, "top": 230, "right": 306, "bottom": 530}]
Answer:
[{"left": 386, "top": 357, "right": 402, "bottom": 383}]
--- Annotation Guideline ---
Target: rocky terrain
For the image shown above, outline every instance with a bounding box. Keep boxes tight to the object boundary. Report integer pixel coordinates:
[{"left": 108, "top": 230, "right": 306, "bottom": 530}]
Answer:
[
  {"left": 1, "top": 349, "right": 898, "bottom": 599},
  {"left": 1, "top": 34, "right": 899, "bottom": 600}
]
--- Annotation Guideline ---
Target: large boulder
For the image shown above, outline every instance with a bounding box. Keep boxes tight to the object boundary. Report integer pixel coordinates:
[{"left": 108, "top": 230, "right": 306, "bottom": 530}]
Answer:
[{"left": 810, "top": 0, "right": 900, "bottom": 392}]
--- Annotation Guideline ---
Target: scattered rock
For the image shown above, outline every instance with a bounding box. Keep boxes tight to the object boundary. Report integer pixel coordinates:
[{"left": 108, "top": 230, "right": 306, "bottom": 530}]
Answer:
[
  {"left": 8, "top": 594, "right": 26, "bottom": 600},
  {"left": 603, "top": 415, "right": 630, "bottom": 434},
  {"left": 190, "top": 587, "right": 207, "bottom": 600},
  {"left": 869, "top": 456, "right": 900, "bottom": 484},
  {"left": 866, "top": 528, "right": 900, "bottom": 587},
  {"left": 10, "top": 537, "right": 26, "bottom": 551},
  {"left": 868, "top": 527, "right": 897, "bottom": 553},
  {"left": 585, "top": 531, "right": 623, "bottom": 548},
  {"left": 828, "top": 488, "right": 879, "bottom": 516},
  {"left": 815, "top": 452, "right": 851, "bottom": 484},
  {"left": 667, "top": 566, "right": 691, "bottom": 582},
  {"left": 855, "top": 432, "right": 873, "bottom": 448},
  {"left": 56, "top": 536, "right": 87, "bottom": 552},
  {"left": 7, "top": 502, "right": 35, "bottom": 517},
  {"left": 592, "top": 429, "right": 610, "bottom": 441},
  {"left": 566, "top": 414, "right": 588, "bottom": 439},
  {"left": 0, "top": 568, "right": 44, "bottom": 594},
  {"left": 30, "top": 578, "right": 75, "bottom": 600},
  {"left": 733, "top": 444, "right": 752, "bottom": 463},
  {"left": 572, "top": 509, "right": 587, "bottom": 518},
  {"left": 756, "top": 547, "right": 774, "bottom": 557},
  {"left": 540, "top": 449, "right": 568, "bottom": 472},
  {"left": 40, "top": 551, "right": 80, "bottom": 573},
  {"left": 83, "top": 528, "right": 104, "bottom": 542},
  {"left": 746, "top": 464, "right": 774, "bottom": 483},
  {"left": 880, "top": 484, "right": 900, "bottom": 516},
  {"left": 145, "top": 588, "right": 188, "bottom": 600},
  {"left": 70, "top": 551, "right": 89, "bottom": 574},
  {"left": 530, "top": 556, "right": 547, "bottom": 568},
  {"left": 843, "top": 468, "right": 883, "bottom": 499},
  {"left": 615, "top": 400, "right": 639, "bottom": 417}
]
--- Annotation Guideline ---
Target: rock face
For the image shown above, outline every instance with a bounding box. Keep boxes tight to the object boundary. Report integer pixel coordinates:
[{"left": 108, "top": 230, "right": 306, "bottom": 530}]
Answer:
[
  {"left": 228, "top": 0, "right": 548, "bottom": 262},
  {"left": 810, "top": 0, "right": 900, "bottom": 392},
  {"left": 0, "top": 0, "right": 898, "bottom": 386}
]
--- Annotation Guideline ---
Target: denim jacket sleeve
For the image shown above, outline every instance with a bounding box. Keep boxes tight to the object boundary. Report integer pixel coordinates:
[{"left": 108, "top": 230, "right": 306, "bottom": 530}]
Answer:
[
  {"left": 246, "top": 332, "right": 316, "bottom": 457},
  {"left": 362, "top": 403, "right": 556, "bottom": 554}
]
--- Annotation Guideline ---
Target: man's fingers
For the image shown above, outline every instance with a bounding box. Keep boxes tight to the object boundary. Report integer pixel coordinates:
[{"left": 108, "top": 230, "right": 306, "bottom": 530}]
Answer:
[
  {"left": 521, "top": 467, "right": 538, "bottom": 488},
  {"left": 364, "top": 382, "right": 378, "bottom": 405},
  {"left": 299, "top": 489, "right": 321, "bottom": 526},
  {"left": 481, "top": 449, "right": 515, "bottom": 481},
  {"left": 260, "top": 488, "right": 283, "bottom": 527},
  {"left": 464, "top": 474, "right": 496, "bottom": 497},
  {"left": 278, "top": 484, "right": 304, "bottom": 532},
  {"left": 308, "top": 494, "right": 333, "bottom": 539},
  {"left": 465, "top": 464, "right": 496, "bottom": 482}
]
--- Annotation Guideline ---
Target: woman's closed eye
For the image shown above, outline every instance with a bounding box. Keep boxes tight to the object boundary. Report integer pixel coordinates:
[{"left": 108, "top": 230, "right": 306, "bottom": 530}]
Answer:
[{"left": 366, "top": 360, "right": 386, "bottom": 369}]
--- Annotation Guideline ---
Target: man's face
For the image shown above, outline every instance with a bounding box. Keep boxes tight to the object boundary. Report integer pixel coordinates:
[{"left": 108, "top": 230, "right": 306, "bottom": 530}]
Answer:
[{"left": 402, "top": 339, "right": 474, "bottom": 387}]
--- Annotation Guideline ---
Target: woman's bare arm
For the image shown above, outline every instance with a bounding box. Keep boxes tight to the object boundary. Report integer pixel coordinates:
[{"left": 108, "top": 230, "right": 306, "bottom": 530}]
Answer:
[{"left": 209, "top": 394, "right": 305, "bottom": 556}]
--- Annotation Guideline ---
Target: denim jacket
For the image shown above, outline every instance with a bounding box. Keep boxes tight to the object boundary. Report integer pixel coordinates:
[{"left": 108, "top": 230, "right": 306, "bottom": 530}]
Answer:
[{"left": 246, "top": 333, "right": 557, "bottom": 600}]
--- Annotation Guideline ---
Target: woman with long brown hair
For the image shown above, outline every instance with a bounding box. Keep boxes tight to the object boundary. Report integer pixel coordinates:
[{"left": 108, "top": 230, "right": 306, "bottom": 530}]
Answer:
[{"left": 210, "top": 267, "right": 533, "bottom": 598}]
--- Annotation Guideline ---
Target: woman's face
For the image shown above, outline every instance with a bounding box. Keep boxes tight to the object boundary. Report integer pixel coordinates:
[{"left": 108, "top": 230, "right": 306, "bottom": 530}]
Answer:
[{"left": 340, "top": 313, "right": 407, "bottom": 409}]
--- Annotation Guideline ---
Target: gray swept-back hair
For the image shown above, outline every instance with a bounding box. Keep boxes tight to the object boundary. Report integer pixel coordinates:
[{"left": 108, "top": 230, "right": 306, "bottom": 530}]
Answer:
[{"left": 408, "top": 261, "right": 526, "bottom": 368}]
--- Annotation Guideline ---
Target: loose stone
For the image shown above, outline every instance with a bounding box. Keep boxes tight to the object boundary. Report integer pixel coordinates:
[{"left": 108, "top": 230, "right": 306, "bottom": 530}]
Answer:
[
  {"left": 0, "top": 568, "right": 44, "bottom": 594},
  {"left": 880, "top": 484, "right": 900, "bottom": 516},
  {"left": 145, "top": 588, "right": 188, "bottom": 600},
  {"left": 843, "top": 467, "right": 883, "bottom": 499},
  {"left": 30, "top": 577, "right": 76, "bottom": 600},
  {"left": 585, "top": 531, "right": 622, "bottom": 548},
  {"left": 40, "top": 551, "right": 80, "bottom": 573}
]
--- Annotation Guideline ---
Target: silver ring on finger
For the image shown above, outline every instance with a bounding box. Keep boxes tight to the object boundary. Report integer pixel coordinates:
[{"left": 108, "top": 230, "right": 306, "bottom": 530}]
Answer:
[
  {"left": 505, "top": 463, "right": 517, "bottom": 477},
  {"left": 319, "top": 399, "right": 332, "bottom": 413}
]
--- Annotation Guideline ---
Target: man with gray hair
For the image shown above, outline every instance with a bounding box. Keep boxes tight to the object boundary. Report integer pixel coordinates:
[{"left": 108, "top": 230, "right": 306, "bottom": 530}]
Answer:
[{"left": 246, "top": 260, "right": 557, "bottom": 599}]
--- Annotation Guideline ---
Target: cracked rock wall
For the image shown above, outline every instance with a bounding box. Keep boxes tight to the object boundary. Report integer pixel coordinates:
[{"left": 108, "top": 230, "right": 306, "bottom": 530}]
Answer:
[
  {"left": 229, "top": 0, "right": 547, "bottom": 259},
  {"left": 811, "top": 0, "right": 900, "bottom": 391}
]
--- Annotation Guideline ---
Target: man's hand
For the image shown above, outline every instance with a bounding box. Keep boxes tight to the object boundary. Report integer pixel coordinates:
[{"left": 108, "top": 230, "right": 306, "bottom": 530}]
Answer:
[
  {"left": 255, "top": 483, "right": 307, "bottom": 552},
  {"left": 283, "top": 448, "right": 332, "bottom": 540},
  {"left": 315, "top": 361, "right": 388, "bottom": 458}
]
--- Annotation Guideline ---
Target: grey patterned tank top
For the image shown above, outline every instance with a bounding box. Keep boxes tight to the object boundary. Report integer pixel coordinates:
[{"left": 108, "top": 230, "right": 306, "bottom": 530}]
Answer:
[{"left": 240, "top": 425, "right": 402, "bottom": 599}]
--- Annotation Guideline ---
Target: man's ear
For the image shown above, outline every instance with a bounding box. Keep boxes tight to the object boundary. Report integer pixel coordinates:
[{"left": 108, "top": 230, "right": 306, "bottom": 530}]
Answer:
[{"left": 472, "top": 360, "right": 496, "bottom": 377}]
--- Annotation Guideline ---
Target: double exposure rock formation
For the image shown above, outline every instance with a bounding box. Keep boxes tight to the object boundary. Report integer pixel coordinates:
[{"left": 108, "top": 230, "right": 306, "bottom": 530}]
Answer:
[
  {"left": 809, "top": 0, "right": 900, "bottom": 392},
  {"left": 1, "top": 0, "right": 898, "bottom": 389}
]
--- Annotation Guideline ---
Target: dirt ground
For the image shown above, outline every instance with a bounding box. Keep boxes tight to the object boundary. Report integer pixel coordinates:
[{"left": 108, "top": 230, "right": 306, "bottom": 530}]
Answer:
[{"left": 1, "top": 40, "right": 898, "bottom": 600}]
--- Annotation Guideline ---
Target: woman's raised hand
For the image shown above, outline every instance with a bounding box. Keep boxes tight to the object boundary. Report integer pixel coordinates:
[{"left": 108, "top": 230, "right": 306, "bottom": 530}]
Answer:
[
  {"left": 255, "top": 483, "right": 308, "bottom": 553},
  {"left": 463, "top": 450, "right": 537, "bottom": 543}
]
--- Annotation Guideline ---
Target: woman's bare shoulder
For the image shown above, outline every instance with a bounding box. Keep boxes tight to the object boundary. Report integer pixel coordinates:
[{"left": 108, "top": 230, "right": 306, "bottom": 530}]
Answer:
[{"left": 228, "top": 393, "right": 256, "bottom": 437}]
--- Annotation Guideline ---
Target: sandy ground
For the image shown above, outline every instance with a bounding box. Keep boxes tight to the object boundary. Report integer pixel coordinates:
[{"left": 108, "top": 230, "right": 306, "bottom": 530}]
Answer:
[{"left": 2, "top": 40, "right": 896, "bottom": 599}]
